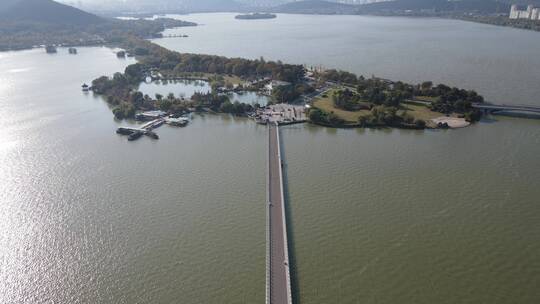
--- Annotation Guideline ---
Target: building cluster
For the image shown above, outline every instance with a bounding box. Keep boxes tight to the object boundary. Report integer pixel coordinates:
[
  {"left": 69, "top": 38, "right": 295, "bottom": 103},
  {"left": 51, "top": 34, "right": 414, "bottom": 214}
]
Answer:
[{"left": 509, "top": 4, "right": 540, "bottom": 20}]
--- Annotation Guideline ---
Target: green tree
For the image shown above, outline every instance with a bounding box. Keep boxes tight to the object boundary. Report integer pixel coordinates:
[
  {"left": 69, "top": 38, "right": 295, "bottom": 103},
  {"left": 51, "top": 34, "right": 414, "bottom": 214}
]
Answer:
[
  {"left": 220, "top": 101, "right": 234, "bottom": 113},
  {"left": 415, "top": 119, "right": 426, "bottom": 129}
]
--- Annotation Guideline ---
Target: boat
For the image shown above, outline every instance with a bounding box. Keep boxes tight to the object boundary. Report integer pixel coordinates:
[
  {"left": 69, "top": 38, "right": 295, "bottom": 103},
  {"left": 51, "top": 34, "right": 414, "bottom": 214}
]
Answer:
[
  {"left": 145, "top": 131, "right": 159, "bottom": 139},
  {"left": 136, "top": 110, "right": 167, "bottom": 121},
  {"left": 153, "top": 119, "right": 165, "bottom": 128},
  {"left": 127, "top": 131, "right": 144, "bottom": 141},
  {"left": 166, "top": 117, "right": 189, "bottom": 127},
  {"left": 116, "top": 127, "right": 135, "bottom": 135}
]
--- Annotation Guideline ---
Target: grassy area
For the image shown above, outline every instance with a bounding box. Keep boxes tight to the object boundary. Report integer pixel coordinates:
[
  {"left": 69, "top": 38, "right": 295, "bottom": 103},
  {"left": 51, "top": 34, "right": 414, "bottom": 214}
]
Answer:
[
  {"left": 313, "top": 92, "right": 370, "bottom": 123},
  {"left": 401, "top": 102, "right": 444, "bottom": 121},
  {"left": 413, "top": 95, "right": 439, "bottom": 102},
  {"left": 223, "top": 75, "right": 244, "bottom": 85},
  {"left": 314, "top": 92, "right": 444, "bottom": 124}
]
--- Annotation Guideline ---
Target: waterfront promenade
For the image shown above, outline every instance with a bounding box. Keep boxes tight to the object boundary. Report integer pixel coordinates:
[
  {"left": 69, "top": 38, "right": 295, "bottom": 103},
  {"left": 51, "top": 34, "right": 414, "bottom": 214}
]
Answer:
[{"left": 267, "top": 123, "right": 293, "bottom": 304}]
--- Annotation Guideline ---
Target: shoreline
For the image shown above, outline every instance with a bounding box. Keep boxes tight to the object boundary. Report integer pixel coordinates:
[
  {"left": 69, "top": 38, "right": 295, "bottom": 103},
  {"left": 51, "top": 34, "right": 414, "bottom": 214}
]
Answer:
[{"left": 6, "top": 22, "right": 529, "bottom": 132}]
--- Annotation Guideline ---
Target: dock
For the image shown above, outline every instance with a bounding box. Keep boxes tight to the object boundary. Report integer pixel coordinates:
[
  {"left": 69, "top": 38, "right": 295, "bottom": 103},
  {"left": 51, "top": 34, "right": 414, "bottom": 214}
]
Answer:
[
  {"left": 116, "top": 114, "right": 192, "bottom": 141},
  {"left": 256, "top": 104, "right": 307, "bottom": 125},
  {"left": 116, "top": 118, "right": 165, "bottom": 141},
  {"left": 140, "top": 118, "right": 165, "bottom": 130},
  {"left": 266, "top": 123, "right": 293, "bottom": 304}
]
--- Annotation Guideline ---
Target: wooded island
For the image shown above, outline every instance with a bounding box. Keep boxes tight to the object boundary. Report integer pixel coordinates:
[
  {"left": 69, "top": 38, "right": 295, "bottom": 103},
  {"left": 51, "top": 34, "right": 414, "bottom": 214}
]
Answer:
[{"left": 91, "top": 37, "right": 485, "bottom": 130}]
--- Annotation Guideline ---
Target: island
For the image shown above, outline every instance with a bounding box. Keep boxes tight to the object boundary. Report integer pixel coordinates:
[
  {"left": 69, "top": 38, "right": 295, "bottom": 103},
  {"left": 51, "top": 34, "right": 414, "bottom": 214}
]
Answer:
[
  {"left": 90, "top": 37, "right": 305, "bottom": 119},
  {"left": 89, "top": 37, "right": 485, "bottom": 130},
  {"left": 235, "top": 13, "right": 277, "bottom": 20}
]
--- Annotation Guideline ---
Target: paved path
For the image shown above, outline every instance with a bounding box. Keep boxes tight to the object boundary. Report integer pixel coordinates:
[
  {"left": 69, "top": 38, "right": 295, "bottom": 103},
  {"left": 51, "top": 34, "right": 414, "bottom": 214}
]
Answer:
[{"left": 267, "top": 123, "right": 292, "bottom": 304}]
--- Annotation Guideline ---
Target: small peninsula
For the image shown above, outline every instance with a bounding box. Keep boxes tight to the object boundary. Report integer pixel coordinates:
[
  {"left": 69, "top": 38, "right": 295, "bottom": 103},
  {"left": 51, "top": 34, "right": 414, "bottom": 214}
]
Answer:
[
  {"left": 235, "top": 13, "right": 277, "bottom": 20},
  {"left": 0, "top": 0, "right": 196, "bottom": 51}
]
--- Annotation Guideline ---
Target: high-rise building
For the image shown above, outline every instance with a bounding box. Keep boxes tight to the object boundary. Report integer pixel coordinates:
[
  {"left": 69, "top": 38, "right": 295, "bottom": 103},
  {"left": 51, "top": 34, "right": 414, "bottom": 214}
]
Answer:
[{"left": 509, "top": 4, "right": 540, "bottom": 20}]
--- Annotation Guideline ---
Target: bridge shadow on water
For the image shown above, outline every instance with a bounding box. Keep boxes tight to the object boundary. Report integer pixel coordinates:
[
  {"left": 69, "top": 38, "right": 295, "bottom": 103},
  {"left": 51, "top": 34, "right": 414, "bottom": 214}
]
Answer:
[
  {"left": 489, "top": 112, "right": 540, "bottom": 120},
  {"left": 278, "top": 126, "right": 302, "bottom": 304}
]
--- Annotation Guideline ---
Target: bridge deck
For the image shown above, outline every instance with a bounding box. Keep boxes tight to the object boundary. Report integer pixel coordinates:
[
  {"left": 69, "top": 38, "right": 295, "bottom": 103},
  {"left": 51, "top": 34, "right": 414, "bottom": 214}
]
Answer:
[{"left": 267, "top": 124, "right": 292, "bottom": 304}]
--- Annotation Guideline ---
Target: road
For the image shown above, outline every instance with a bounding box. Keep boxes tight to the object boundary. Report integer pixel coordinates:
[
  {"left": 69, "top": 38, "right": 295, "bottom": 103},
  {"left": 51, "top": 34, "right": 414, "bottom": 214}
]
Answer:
[{"left": 267, "top": 123, "right": 292, "bottom": 304}]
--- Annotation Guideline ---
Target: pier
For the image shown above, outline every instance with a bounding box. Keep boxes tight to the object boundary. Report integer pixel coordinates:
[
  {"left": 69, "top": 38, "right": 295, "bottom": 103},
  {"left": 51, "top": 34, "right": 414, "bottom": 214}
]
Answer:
[
  {"left": 115, "top": 117, "right": 166, "bottom": 141},
  {"left": 266, "top": 123, "right": 293, "bottom": 304}
]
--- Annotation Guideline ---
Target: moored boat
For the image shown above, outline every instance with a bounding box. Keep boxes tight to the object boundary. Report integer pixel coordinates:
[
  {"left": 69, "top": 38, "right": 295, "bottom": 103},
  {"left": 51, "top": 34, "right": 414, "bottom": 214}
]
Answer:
[
  {"left": 166, "top": 117, "right": 189, "bottom": 127},
  {"left": 145, "top": 131, "right": 159, "bottom": 139},
  {"left": 127, "top": 131, "right": 143, "bottom": 141}
]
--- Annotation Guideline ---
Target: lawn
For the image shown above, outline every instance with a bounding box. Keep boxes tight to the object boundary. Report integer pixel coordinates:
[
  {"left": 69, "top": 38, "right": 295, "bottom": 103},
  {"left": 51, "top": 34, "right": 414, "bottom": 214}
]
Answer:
[
  {"left": 401, "top": 102, "right": 444, "bottom": 121},
  {"left": 313, "top": 90, "right": 444, "bottom": 125},
  {"left": 314, "top": 95, "right": 443, "bottom": 123},
  {"left": 313, "top": 93, "right": 371, "bottom": 123},
  {"left": 413, "top": 95, "right": 439, "bottom": 103}
]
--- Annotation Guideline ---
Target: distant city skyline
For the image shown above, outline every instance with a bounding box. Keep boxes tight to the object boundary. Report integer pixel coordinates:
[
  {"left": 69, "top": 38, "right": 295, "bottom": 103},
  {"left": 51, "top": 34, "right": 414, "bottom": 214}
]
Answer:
[{"left": 509, "top": 4, "right": 540, "bottom": 19}]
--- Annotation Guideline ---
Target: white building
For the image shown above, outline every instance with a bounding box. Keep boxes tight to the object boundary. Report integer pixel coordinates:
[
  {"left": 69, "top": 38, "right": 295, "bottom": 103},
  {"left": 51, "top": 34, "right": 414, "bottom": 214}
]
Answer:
[
  {"left": 532, "top": 8, "right": 540, "bottom": 19},
  {"left": 509, "top": 4, "right": 540, "bottom": 20},
  {"left": 264, "top": 80, "right": 291, "bottom": 94}
]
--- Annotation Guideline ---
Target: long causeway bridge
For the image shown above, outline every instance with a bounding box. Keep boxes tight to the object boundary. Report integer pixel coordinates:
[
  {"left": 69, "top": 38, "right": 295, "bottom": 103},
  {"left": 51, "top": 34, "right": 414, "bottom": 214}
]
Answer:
[{"left": 266, "top": 123, "right": 293, "bottom": 304}]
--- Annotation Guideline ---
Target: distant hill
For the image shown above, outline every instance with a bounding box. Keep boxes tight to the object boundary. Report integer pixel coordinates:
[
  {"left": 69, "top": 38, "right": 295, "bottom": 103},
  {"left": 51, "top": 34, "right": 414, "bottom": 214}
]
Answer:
[
  {"left": 358, "top": 0, "right": 511, "bottom": 14},
  {"left": 178, "top": 0, "right": 246, "bottom": 12},
  {"left": 0, "top": 0, "right": 103, "bottom": 25},
  {"left": 270, "top": 0, "right": 516, "bottom": 15},
  {"left": 272, "top": 0, "right": 357, "bottom": 14}
]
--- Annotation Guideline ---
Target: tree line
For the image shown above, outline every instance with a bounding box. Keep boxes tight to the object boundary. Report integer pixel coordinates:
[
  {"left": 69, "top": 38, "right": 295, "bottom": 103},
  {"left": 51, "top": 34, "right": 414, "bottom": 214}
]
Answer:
[
  {"left": 0, "top": 18, "right": 195, "bottom": 51},
  {"left": 120, "top": 38, "right": 306, "bottom": 83}
]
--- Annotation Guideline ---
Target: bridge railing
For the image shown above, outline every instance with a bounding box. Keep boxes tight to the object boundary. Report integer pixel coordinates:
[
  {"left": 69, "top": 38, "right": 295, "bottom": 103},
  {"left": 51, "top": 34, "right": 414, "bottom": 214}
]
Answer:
[
  {"left": 266, "top": 127, "right": 271, "bottom": 304},
  {"left": 275, "top": 124, "right": 293, "bottom": 304}
]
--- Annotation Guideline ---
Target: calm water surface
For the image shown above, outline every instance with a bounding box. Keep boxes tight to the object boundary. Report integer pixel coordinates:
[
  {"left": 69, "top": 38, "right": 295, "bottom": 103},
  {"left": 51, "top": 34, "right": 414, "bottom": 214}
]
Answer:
[
  {"left": 154, "top": 13, "right": 540, "bottom": 106},
  {"left": 139, "top": 79, "right": 271, "bottom": 105},
  {"left": 1, "top": 15, "right": 540, "bottom": 304},
  {"left": 139, "top": 79, "right": 212, "bottom": 98},
  {"left": 282, "top": 122, "right": 540, "bottom": 303},
  {"left": 0, "top": 48, "right": 265, "bottom": 303}
]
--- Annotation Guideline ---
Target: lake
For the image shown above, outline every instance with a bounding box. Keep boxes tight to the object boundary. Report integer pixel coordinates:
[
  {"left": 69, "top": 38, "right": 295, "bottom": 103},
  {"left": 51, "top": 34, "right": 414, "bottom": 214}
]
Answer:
[
  {"left": 138, "top": 79, "right": 271, "bottom": 105},
  {"left": 154, "top": 13, "right": 540, "bottom": 106},
  {"left": 1, "top": 15, "right": 539, "bottom": 304}
]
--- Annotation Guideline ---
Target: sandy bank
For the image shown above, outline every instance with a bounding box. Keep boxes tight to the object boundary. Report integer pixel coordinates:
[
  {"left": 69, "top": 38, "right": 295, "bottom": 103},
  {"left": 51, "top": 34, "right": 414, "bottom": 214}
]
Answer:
[{"left": 431, "top": 116, "right": 470, "bottom": 128}]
